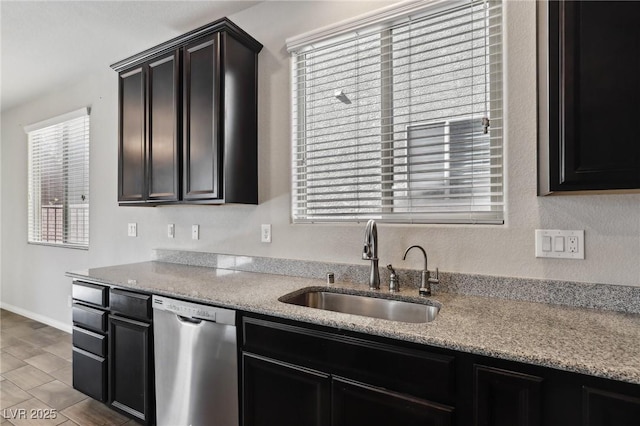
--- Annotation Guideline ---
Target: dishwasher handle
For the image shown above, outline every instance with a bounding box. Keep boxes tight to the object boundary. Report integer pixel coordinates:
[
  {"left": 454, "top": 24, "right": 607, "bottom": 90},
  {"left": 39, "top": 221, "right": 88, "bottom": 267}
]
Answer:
[{"left": 177, "top": 315, "right": 205, "bottom": 325}]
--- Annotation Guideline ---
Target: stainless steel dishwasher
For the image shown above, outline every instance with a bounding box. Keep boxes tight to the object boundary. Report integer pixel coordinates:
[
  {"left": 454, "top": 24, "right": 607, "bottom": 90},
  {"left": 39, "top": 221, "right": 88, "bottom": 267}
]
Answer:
[{"left": 152, "top": 295, "right": 238, "bottom": 426}]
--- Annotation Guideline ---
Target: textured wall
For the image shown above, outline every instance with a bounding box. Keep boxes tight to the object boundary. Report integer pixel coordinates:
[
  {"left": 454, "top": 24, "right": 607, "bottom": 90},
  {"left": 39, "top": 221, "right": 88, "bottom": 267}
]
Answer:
[{"left": 1, "top": 1, "right": 639, "bottom": 328}]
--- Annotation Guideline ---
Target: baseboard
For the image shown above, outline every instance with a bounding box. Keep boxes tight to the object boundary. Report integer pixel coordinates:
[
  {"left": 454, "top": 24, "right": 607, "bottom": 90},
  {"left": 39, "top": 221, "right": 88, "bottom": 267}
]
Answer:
[{"left": 0, "top": 302, "right": 72, "bottom": 334}]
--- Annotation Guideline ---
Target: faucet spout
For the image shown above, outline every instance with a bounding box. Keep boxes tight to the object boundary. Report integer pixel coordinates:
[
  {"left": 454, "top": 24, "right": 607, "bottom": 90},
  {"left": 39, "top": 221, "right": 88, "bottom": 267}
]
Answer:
[
  {"left": 362, "top": 220, "right": 380, "bottom": 290},
  {"left": 403, "top": 245, "right": 434, "bottom": 297}
]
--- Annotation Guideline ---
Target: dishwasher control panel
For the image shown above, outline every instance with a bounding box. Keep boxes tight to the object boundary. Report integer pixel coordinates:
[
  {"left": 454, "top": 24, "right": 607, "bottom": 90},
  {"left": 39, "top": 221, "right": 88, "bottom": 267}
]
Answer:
[{"left": 152, "top": 295, "right": 236, "bottom": 326}]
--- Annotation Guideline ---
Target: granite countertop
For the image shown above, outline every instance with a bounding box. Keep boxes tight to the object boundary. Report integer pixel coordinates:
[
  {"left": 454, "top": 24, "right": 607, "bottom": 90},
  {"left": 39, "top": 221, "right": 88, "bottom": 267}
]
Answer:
[{"left": 67, "top": 261, "right": 640, "bottom": 385}]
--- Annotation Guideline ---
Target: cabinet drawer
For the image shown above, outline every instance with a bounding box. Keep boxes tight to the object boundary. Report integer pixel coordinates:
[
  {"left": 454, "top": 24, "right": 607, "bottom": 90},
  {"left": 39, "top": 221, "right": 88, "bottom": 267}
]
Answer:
[
  {"left": 243, "top": 317, "right": 455, "bottom": 403},
  {"left": 73, "top": 347, "right": 107, "bottom": 402},
  {"left": 72, "top": 281, "right": 108, "bottom": 307},
  {"left": 73, "top": 326, "right": 107, "bottom": 357},
  {"left": 110, "top": 289, "right": 152, "bottom": 321},
  {"left": 72, "top": 303, "right": 108, "bottom": 333}
]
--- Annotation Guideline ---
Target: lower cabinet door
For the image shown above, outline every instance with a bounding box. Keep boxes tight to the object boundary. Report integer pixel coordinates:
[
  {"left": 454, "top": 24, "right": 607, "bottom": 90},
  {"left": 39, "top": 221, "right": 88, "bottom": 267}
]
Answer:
[
  {"left": 332, "top": 377, "right": 454, "bottom": 426},
  {"left": 242, "top": 353, "right": 330, "bottom": 426},
  {"left": 583, "top": 386, "right": 640, "bottom": 426},
  {"left": 72, "top": 347, "right": 107, "bottom": 402},
  {"left": 109, "top": 315, "right": 152, "bottom": 424},
  {"left": 474, "top": 364, "right": 543, "bottom": 426}
]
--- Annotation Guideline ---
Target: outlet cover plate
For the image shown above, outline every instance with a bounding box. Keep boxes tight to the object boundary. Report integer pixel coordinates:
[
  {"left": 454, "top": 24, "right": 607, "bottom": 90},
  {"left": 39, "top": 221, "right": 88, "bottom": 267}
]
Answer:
[
  {"left": 261, "top": 224, "right": 272, "bottom": 243},
  {"left": 535, "top": 229, "right": 584, "bottom": 259}
]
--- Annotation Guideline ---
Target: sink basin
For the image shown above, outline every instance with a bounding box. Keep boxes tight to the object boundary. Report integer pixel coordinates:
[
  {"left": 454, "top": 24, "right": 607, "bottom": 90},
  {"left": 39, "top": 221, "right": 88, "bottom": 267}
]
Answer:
[{"left": 279, "top": 289, "right": 440, "bottom": 323}]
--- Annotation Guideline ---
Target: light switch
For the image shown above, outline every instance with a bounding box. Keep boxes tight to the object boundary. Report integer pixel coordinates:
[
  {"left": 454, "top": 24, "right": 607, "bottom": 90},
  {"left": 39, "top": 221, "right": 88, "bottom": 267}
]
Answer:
[
  {"left": 542, "top": 236, "right": 552, "bottom": 252},
  {"left": 554, "top": 236, "right": 565, "bottom": 252}
]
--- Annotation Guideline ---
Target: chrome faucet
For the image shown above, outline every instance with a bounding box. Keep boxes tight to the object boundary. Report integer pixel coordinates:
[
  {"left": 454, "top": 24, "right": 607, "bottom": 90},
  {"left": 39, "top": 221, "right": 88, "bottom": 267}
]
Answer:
[
  {"left": 362, "top": 220, "right": 380, "bottom": 290},
  {"left": 402, "top": 245, "right": 439, "bottom": 297}
]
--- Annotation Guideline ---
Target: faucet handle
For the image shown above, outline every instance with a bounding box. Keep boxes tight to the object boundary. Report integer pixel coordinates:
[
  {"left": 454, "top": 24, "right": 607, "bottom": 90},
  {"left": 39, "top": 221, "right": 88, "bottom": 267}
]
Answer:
[
  {"left": 387, "top": 264, "right": 399, "bottom": 293},
  {"left": 428, "top": 268, "right": 439, "bottom": 284}
]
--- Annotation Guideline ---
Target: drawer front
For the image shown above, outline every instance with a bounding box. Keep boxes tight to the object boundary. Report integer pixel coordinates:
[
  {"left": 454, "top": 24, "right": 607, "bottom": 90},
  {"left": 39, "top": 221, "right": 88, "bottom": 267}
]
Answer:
[
  {"left": 73, "top": 326, "right": 107, "bottom": 357},
  {"left": 243, "top": 317, "right": 455, "bottom": 403},
  {"left": 110, "top": 289, "right": 152, "bottom": 321},
  {"left": 72, "top": 281, "right": 108, "bottom": 307},
  {"left": 73, "top": 347, "right": 107, "bottom": 402},
  {"left": 72, "top": 303, "right": 108, "bottom": 333}
]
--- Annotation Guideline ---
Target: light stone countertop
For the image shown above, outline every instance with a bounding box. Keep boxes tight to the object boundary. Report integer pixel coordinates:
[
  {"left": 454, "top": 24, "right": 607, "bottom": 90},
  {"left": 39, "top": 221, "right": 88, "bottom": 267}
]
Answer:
[{"left": 67, "top": 261, "right": 640, "bottom": 385}]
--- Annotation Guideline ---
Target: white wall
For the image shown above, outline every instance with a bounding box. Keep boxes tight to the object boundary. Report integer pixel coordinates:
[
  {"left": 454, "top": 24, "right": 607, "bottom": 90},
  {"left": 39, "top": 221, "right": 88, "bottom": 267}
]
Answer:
[{"left": 2, "top": 1, "right": 639, "bottom": 327}]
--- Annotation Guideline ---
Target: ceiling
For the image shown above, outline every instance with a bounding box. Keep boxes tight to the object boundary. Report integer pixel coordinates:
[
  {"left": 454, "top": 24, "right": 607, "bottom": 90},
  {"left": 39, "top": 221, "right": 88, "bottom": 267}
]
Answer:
[{"left": 1, "top": 1, "right": 261, "bottom": 112}]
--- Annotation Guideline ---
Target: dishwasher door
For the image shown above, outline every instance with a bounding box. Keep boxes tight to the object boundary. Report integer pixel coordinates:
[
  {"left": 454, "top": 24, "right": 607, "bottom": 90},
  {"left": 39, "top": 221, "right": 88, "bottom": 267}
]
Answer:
[{"left": 152, "top": 296, "right": 238, "bottom": 426}]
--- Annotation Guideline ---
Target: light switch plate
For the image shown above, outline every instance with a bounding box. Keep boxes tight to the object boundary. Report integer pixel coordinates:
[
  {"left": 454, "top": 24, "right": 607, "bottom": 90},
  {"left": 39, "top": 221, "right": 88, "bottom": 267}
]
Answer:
[
  {"left": 535, "top": 229, "right": 584, "bottom": 259},
  {"left": 261, "top": 224, "right": 272, "bottom": 243}
]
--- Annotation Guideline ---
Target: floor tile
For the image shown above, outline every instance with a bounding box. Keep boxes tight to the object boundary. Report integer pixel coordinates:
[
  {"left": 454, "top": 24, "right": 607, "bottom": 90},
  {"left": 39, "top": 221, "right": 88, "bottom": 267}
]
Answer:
[
  {"left": 24, "top": 354, "right": 70, "bottom": 375},
  {"left": 16, "top": 335, "right": 57, "bottom": 350},
  {"left": 0, "top": 353, "right": 27, "bottom": 374},
  {"left": 27, "top": 381, "right": 86, "bottom": 411},
  {"left": 47, "top": 367, "right": 72, "bottom": 388},
  {"left": 33, "top": 329, "right": 69, "bottom": 342},
  {"left": 0, "top": 380, "right": 31, "bottom": 410},
  {"left": 1, "top": 325, "right": 36, "bottom": 339},
  {"left": 61, "top": 399, "right": 129, "bottom": 426},
  {"left": 3, "top": 397, "right": 68, "bottom": 425},
  {"left": 0, "top": 336, "right": 23, "bottom": 350},
  {"left": 3, "top": 366, "right": 54, "bottom": 391},
  {"left": 41, "top": 343, "right": 71, "bottom": 363},
  {"left": 3, "top": 344, "right": 46, "bottom": 361}
]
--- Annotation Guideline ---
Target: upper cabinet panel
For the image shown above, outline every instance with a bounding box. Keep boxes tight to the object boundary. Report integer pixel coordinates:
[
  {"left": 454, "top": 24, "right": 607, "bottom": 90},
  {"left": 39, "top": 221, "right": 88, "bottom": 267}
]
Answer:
[
  {"left": 118, "top": 67, "right": 146, "bottom": 202},
  {"left": 113, "top": 18, "right": 262, "bottom": 206},
  {"left": 539, "top": 1, "right": 640, "bottom": 194},
  {"left": 148, "top": 52, "right": 180, "bottom": 201}
]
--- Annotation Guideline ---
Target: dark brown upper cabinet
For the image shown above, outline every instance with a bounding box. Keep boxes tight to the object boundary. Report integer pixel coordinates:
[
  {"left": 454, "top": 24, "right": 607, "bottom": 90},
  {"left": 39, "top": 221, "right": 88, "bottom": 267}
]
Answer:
[
  {"left": 113, "top": 18, "right": 262, "bottom": 205},
  {"left": 538, "top": 1, "right": 640, "bottom": 194}
]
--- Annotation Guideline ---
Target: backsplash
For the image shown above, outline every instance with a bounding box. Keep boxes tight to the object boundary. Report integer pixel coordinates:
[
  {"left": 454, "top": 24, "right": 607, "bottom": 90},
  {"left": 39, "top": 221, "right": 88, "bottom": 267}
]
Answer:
[{"left": 153, "top": 249, "right": 640, "bottom": 314}]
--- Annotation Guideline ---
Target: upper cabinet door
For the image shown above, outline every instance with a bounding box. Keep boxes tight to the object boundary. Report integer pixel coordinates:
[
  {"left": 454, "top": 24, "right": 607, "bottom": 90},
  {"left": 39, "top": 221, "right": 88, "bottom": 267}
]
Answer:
[
  {"left": 119, "top": 67, "right": 146, "bottom": 202},
  {"left": 148, "top": 52, "right": 180, "bottom": 201},
  {"left": 183, "top": 35, "right": 222, "bottom": 201},
  {"left": 544, "top": 1, "right": 640, "bottom": 193}
]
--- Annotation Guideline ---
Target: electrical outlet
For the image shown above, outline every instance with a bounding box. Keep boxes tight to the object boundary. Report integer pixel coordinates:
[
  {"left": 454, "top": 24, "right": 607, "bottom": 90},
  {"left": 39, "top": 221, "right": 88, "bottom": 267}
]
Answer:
[
  {"left": 128, "top": 223, "right": 137, "bottom": 237},
  {"left": 192, "top": 225, "right": 199, "bottom": 240},
  {"left": 261, "top": 224, "right": 272, "bottom": 243},
  {"left": 535, "top": 229, "right": 584, "bottom": 259},
  {"left": 168, "top": 224, "right": 175, "bottom": 239},
  {"left": 567, "top": 236, "right": 579, "bottom": 253}
]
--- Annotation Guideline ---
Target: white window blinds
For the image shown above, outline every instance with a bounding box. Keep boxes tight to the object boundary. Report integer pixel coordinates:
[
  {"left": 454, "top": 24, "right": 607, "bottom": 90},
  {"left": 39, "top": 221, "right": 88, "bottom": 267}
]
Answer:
[
  {"left": 26, "top": 108, "right": 90, "bottom": 249},
  {"left": 289, "top": 0, "right": 503, "bottom": 224}
]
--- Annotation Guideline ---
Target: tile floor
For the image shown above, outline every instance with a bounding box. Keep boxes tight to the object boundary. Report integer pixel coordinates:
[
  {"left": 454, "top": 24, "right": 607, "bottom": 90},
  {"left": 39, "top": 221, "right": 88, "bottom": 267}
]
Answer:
[{"left": 0, "top": 309, "right": 139, "bottom": 425}]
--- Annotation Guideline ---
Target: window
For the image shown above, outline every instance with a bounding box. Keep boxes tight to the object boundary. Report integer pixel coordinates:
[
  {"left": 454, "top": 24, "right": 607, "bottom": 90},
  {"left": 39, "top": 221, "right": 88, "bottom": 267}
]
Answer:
[
  {"left": 289, "top": 0, "right": 503, "bottom": 224},
  {"left": 25, "top": 108, "right": 90, "bottom": 248}
]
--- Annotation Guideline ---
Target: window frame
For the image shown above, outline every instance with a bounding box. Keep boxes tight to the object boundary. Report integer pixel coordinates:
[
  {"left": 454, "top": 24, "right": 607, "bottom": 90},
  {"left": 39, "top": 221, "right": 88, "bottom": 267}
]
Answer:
[
  {"left": 25, "top": 108, "right": 90, "bottom": 250},
  {"left": 288, "top": 0, "right": 504, "bottom": 225}
]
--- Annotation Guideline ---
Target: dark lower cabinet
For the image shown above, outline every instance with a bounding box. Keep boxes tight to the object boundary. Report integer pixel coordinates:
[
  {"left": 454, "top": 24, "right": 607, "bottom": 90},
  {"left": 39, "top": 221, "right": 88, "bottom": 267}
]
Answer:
[
  {"left": 241, "top": 313, "right": 640, "bottom": 426},
  {"left": 474, "top": 365, "right": 542, "bottom": 426},
  {"left": 583, "top": 386, "right": 640, "bottom": 426},
  {"left": 332, "top": 377, "right": 454, "bottom": 426},
  {"left": 72, "top": 281, "right": 154, "bottom": 425},
  {"left": 242, "top": 353, "right": 330, "bottom": 426}
]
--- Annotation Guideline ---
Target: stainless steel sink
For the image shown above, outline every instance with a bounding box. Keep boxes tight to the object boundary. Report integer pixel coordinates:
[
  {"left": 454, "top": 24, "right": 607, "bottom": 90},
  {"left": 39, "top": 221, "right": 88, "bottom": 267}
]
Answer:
[{"left": 279, "top": 289, "right": 440, "bottom": 323}]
